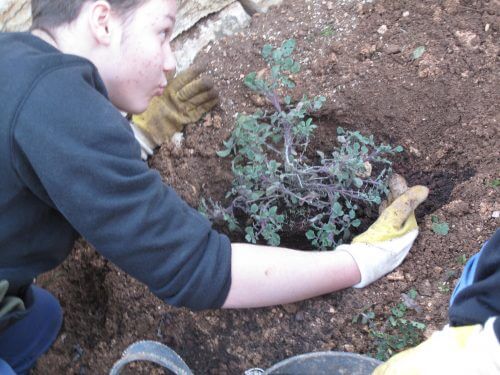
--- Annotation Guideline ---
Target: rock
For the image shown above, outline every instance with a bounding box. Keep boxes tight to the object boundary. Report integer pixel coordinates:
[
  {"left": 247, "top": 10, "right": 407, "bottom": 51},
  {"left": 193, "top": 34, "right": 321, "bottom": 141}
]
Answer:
[
  {"left": 282, "top": 303, "right": 299, "bottom": 314},
  {"left": 0, "top": 0, "right": 31, "bottom": 32},
  {"left": 402, "top": 11, "right": 410, "bottom": 17},
  {"left": 384, "top": 44, "right": 401, "bottom": 54},
  {"left": 172, "top": 2, "right": 251, "bottom": 72},
  {"left": 443, "top": 199, "right": 470, "bottom": 215},
  {"left": 493, "top": 211, "right": 500, "bottom": 218},
  {"left": 343, "top": 344, "right": 355, "bottom": 352},
  {"left": 409, "top": 146, "right": 422, "bottom": 157},
  {"left": 239, "top": 0, "right": 283, "bottom": 15},
  {"left": 377, "top": 25, "right": 388, "bottom": 35},
  {"left": 419, "top": 279, "right": 433, "bottom": 297},
  {"left": 174, "top": 0, "right": 235, "bottom": 39},
  {"left": 387, "top": 270, "right": 405, "bottom": 281},
  {"left": 454, "top": 30, "right": 480, "bottom": 51}
]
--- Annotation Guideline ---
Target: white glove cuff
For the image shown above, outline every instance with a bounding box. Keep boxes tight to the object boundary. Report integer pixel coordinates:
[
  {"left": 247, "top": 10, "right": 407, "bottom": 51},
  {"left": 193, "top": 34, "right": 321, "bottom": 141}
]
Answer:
[{"left": 337, "top": 229, "right": 418, "bottom": 288}]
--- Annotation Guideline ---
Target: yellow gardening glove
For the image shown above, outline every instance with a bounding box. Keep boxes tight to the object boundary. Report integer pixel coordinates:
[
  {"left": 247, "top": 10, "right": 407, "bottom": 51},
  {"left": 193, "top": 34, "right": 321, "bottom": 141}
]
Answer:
[
  {"left": 373, "top": 317, "right": 500, "bottom": 374},
  {"left": 353, "top": 173, "right": 425, "bottom": 244},
  {"left": 336, "top": 174, "right": 429, "bottom": 287},
  {"left": 131, "top": 65, "right": 219, "bottom": 151}
]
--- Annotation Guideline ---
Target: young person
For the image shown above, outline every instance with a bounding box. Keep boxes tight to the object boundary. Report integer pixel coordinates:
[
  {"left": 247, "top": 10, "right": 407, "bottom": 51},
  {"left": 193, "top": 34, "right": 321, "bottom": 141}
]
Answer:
[{"left": 0, "top": 1, "right": 428, "bottom": 373}]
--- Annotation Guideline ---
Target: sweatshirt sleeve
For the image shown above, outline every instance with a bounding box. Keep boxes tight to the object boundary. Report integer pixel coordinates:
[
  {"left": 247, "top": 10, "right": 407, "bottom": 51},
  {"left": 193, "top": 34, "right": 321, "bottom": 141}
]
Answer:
[
  {"left": 11, "top": 63, "right": 231, "bottom": 310},
  {"left": 449, "top": 229, "right": 500, "bottom": 341}
]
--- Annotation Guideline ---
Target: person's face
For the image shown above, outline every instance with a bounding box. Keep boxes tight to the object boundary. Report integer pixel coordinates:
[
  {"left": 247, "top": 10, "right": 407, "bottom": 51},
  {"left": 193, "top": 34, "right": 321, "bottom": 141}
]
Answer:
[{"left": 105, "top": 0, "right": 177, "bottom": 113}]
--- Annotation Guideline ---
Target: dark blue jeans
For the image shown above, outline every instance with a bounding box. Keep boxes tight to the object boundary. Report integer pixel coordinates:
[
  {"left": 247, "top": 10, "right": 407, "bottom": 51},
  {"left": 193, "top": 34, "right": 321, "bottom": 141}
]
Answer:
[{"left": 0, "top": 285, "right": 62, "bottom": 375}]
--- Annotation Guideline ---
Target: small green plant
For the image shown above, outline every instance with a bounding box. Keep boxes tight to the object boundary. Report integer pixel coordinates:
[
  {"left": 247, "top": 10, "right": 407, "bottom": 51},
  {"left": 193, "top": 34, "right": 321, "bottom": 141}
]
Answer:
[
  {"left": 201, "top": 39, "right": 402, "bottom": 249},
  {"left": 489, "top": 178, "right": 500, "bottom": 188},
  {"left": 457, "top": 254, "right": 467, "bottom": 265},
  {"left": 365, "top": 297, "right": 426, "bottom": 361},
  {"left": 320, "top": 26, "right": 335, "bottom": 37},
  {"left": 411, "top": 46, "right": 426, "bottom": 60},
  {"left": 352, "top": 309, "right": 375, "bottom": 325},
  {"left": 438, "top": 281, "right": 451, "bottom": 294},
  {"left": 431, "top": 215, "right": 449, "bottom": 236}
]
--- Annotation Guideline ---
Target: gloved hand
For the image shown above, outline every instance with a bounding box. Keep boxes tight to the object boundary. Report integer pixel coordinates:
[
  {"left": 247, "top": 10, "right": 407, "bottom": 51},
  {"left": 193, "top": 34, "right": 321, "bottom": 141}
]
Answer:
[
  {"left": 336, "top": 174, "right": 429, "bottom": 287},
  {"left": 373, "top": 317, "right": 500, "bottom": 374},
  {"left": 130, "top": 65, "right": 219, "bottom": 153}
]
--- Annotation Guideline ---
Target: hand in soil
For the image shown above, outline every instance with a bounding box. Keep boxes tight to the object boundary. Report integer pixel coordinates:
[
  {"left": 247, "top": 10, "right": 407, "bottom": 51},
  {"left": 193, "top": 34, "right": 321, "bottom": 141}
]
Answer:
[
  {"left": 132, "top": 65, "right": 219, "bottom": 148},
  {"left": 337, "top": 176, "right": 429, "bottom": 288},
  {"left": 372, "top": 319, "right": 500, "bottom": 375}
]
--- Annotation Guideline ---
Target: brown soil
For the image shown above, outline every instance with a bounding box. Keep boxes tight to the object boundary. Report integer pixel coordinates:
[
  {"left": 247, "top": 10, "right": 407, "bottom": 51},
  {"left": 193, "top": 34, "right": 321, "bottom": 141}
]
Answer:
[{"left": 33, "top": 0, "right": 499, "bottom": 374}]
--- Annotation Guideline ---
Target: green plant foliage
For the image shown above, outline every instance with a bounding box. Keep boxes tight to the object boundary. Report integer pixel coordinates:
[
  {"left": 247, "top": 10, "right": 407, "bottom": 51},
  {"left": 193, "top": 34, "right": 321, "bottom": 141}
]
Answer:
[
  {"left": 489, "top": 178, "right": 500, "bottom": 188},
  {"left": 457, "top": 254, "right": 467, "bottom": 265},
  {"left": 201, "top": 39, "right": 403, "bottom": 249},
  {"left": 411, "top": 46, "right": 426, "bottom": 60},
  {"left": 431, "top": 215, "right": 449, "bottom": 236},
  {"left": 358, "top": 297, "right": 426, "bottom": 361}
]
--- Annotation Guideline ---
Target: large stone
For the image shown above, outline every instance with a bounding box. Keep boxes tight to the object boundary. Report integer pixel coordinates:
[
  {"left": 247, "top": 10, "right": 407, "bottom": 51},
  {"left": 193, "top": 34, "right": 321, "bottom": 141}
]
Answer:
[
  {"left": 172, "top": 2, "right": 251, "bottom": 72},
  {"left": 0, "top": 0, "right": 31, "bottom": 32},
  {"left": 238, "top": 0, "right": 283, "bottom": 14},
  {"left": 173, "top": 0, "right": 235, "bottom": 39},
  {"left": 0, "top": 0, "right": 234, "bottom": 35}
]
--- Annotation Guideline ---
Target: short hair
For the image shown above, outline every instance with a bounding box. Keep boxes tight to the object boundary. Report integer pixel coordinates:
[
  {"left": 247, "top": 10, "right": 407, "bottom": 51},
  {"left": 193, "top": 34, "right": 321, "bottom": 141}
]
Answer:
[{"left": 31, "top": 0, "right": 149, "bottom": 30}]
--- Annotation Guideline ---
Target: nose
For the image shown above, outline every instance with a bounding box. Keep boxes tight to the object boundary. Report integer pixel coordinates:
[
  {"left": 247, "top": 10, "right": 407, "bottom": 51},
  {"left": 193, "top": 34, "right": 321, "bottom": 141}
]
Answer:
[{"left": 163, "top": 42, "right": 177, "bottom": 78}]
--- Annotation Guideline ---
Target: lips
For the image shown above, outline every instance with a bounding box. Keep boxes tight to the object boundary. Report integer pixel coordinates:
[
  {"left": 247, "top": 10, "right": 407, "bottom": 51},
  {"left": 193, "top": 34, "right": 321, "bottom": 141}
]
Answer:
[{"left": 155, "top": 86, "right": 166, "bottom": 96}]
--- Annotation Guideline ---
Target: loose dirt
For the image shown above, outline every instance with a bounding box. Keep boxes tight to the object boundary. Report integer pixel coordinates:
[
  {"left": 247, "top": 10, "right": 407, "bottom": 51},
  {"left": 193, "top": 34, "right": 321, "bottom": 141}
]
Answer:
[{"left": 34, "top": 0, "right": 498, "bottom": 373}]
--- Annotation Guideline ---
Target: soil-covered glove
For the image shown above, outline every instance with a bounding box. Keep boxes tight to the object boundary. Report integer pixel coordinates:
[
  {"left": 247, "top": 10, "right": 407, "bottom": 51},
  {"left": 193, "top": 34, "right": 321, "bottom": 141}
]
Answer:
[
  {"left": 336, "top": 174, "right": 429, "bottom": 288},
  {"left": 131, "top": 66, "right": 219, "bottom": 151},
  {"left": 373, "top": 317, "right": 500, "bottom": 375}
]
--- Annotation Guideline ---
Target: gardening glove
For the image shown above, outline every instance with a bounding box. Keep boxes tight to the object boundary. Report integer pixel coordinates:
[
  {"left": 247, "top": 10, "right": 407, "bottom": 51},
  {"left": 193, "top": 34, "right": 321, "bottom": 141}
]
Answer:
[
  {"left": 373, "top": 317, "right": 500, "bottom": 375},
  {"left": 130, "top": 65, "right": 219, "bottom": 155},
  {"left": 336, "top": 174, "right": 429, "bottom": 288}
]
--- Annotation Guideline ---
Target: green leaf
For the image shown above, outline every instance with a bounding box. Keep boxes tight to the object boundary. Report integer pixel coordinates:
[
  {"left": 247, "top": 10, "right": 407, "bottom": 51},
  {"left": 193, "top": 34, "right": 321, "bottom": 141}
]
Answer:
[
  {"left": 332, "top": 202, "right": 344, "bottom": 217},
  {"left": 290, "top": 62, "right": 301, "bottom": 74},
  {"left": 306, "top": 230, "right": 317, "bottom": 240},
  {"left": 408, "top": 288, "right": 418, "bottom": 300},
  {"left": 353, "top": 177, "right": 363, "bottom": 188},
  {"left": 351, "top": 219, "right": 361, "bottom": 227},
  {"left": 281, "top": 39, "right": 296, "bottom": 57},
  {"left": 432, "top": 221, "right": 449, "bottom": 236},
  {"left": 490, "top": 178, "right": 500, "bottom": 188},
  {"left": 411, "top": 46, "right": 425, "bottom": 60},
  {"left": 216, "top": 148, "right": 232, "bottom": 158},
  {"left": 262, "top": 44, "right": 273, "bottom": 58}
]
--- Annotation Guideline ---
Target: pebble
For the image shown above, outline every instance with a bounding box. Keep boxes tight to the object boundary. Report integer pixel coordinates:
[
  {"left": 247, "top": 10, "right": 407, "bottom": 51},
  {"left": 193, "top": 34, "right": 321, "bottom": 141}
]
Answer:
[
  {"left": 377, "top": 25, "right": 388, "bottom": 34},
  {"left": 402, "top": 11, "right": 410, "bottom": 17},
  {"left": 493, "top": 211, "right": 500, "bottom": 218},
  {"left": 327, "top": 2, "right": 334, "bottom": 10}
]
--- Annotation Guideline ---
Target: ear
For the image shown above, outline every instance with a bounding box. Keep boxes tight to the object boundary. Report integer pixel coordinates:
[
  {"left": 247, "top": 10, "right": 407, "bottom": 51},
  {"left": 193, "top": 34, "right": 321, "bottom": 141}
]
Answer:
[{"left": 87, "top": 0, "right": 115, "bottom": 45}]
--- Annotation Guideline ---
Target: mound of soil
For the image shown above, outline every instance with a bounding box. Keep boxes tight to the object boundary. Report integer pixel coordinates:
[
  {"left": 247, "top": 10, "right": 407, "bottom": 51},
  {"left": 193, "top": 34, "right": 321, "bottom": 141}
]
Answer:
[{"left": 34, "top": 0, "right": 498, "bottom": 373}]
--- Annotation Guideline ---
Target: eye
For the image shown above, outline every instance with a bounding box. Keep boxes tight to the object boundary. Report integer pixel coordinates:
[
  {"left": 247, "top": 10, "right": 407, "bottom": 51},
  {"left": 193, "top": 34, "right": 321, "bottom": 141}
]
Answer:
[{"left": 159, "top": 28, "right": 171, "bottom": 42}]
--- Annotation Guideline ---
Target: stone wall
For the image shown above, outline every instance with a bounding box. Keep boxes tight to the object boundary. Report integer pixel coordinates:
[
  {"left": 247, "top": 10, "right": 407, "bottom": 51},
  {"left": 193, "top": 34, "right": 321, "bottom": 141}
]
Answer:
[{"left": 0, "top": 0, "right": 282, "bottom": 70}]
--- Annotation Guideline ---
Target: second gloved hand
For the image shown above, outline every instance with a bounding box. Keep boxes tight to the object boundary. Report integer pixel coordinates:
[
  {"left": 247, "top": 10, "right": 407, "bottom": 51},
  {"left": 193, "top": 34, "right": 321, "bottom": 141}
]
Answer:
[
  {"left": 373, "top": 317, "right": 500, "bottom": 375},
  {"left": 336, "top": 175, "right": 429, "bottom": 288},
  {"left": 131, "top": 65, "right": 219, "bottom": 152}
]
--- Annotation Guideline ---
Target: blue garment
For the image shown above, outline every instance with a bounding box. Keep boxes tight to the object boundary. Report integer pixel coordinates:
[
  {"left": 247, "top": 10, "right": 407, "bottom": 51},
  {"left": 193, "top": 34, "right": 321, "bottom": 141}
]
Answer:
[
  {"left": 0, "top": 286, "right": 62, "bottom": 375},
  {"left": 0, "top": 31, "right": 231, "bottom": 332},
  {"left": 450, "top": 248, "right": 483, "bottom": 305},
  {"left": 449, "top": 229, "right": 500, "bottom": 340}
]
